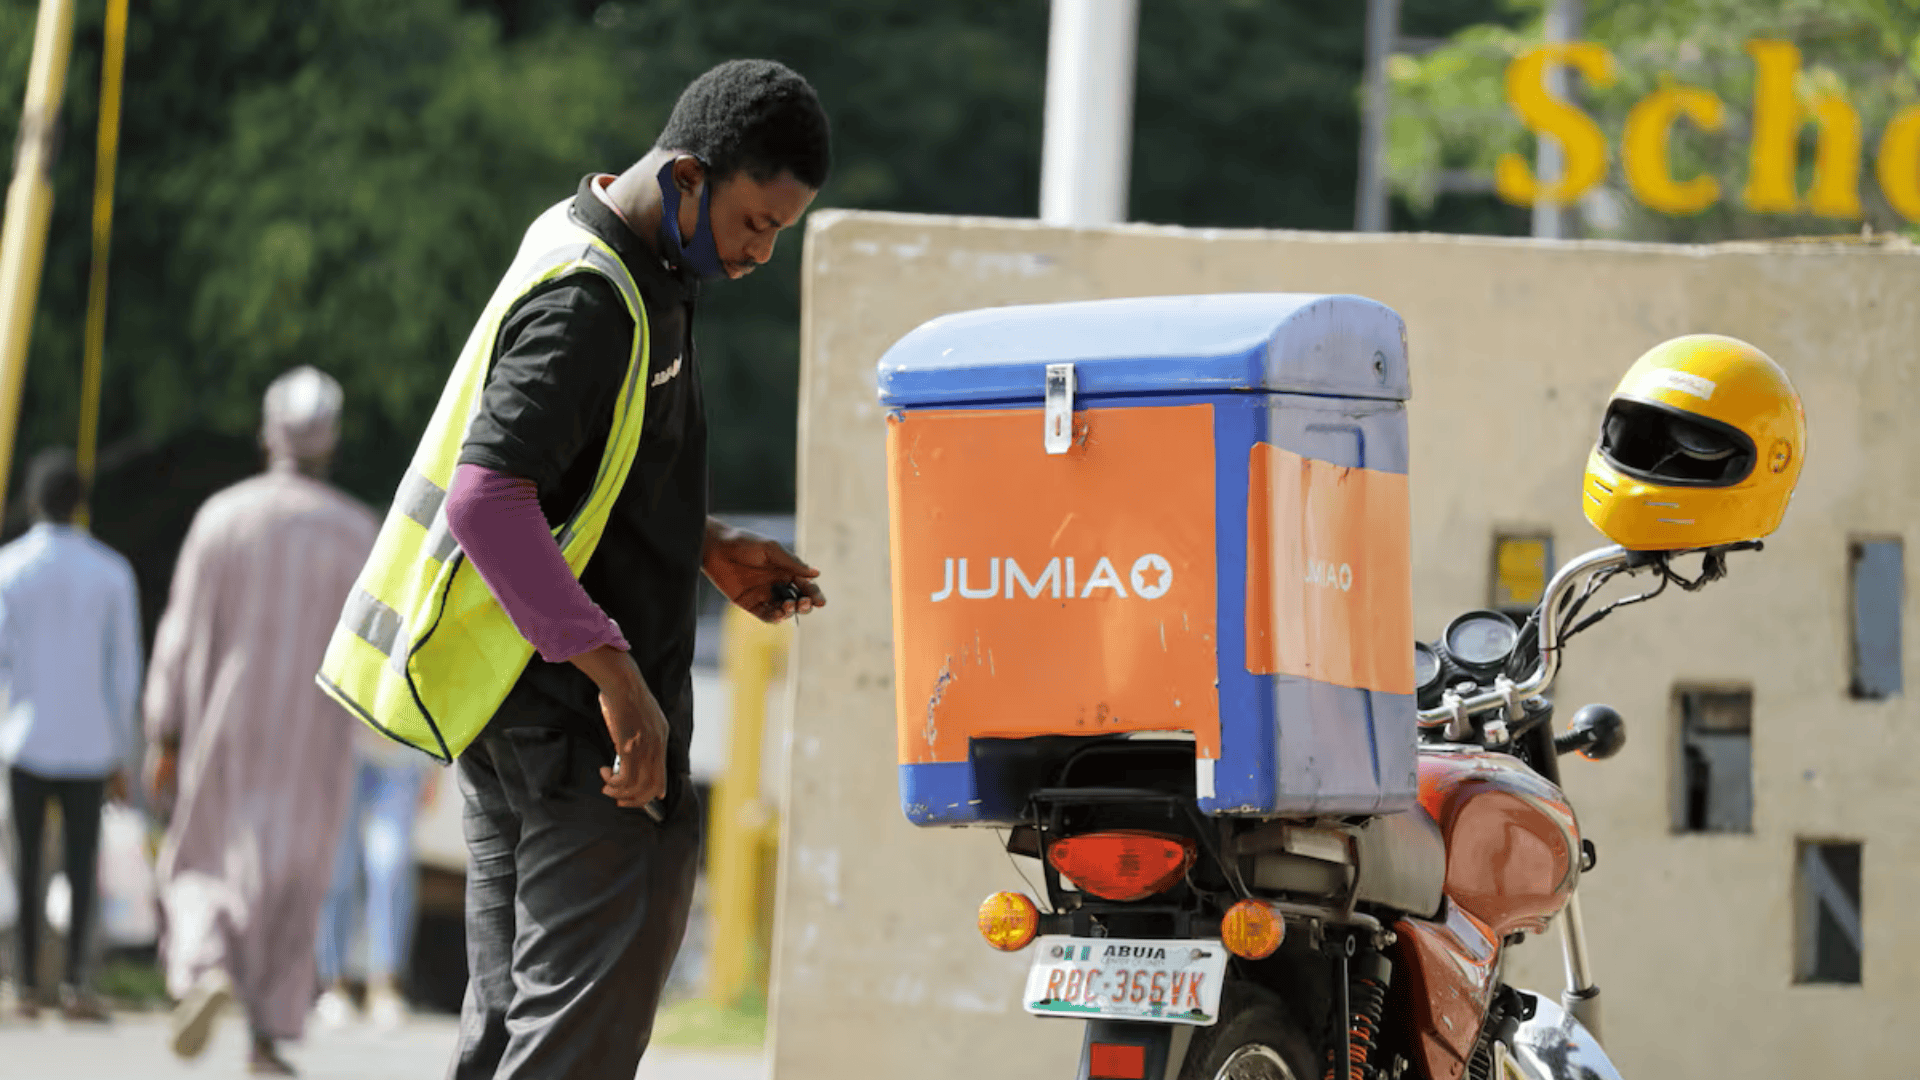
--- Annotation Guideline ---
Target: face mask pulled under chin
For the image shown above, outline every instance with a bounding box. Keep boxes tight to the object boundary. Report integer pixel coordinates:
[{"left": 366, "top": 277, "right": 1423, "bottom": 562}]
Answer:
[{"left": 656, "top": 157, "right": 727, "bottom": 280}]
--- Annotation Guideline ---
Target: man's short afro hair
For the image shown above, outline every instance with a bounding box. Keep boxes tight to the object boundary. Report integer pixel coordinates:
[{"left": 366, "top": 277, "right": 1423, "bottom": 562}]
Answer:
[{"left": 655, "top": 59, "right": 830, "bottom": 190}]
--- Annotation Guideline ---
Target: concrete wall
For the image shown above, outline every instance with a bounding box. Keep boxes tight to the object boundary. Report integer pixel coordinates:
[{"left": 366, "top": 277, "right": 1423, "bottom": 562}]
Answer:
[{"left": 773, "top": 210, "right": 1920, "bottom": 1080}]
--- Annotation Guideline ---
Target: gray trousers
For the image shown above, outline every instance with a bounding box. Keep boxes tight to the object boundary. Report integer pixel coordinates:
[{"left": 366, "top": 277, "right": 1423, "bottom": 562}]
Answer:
[{"left": 448, "top": 722, "right": 700, "bottom": 1080}]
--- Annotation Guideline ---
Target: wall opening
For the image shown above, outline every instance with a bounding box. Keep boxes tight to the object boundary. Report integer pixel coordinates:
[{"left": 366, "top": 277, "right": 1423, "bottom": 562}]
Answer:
[
  {"left": 1490, "top": 532, "right": 1553, "bottom": 622},
  {"left": 1795, "top": 841, "right": 1863, "bottom": 986},
  {"left": 1849, "top": 538, "right": 1903, "bottom": 700},
  {"left": 1673, "top": 686, "right": 1752, "bottom": 834}
]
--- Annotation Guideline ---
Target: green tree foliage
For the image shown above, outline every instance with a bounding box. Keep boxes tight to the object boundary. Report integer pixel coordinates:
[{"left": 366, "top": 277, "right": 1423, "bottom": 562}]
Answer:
[
  {"left": 1, "top": 0, "right": 646, "bottom": 629},
  {"left": 1388, "top": 0, "right": 1920, "bottom": 240},
  {"left": 0, "top": 0, "right": 1505, "bottom": 631},
  {"left": 1131, "top": 0, "right": 1517, "bottom": 233}
]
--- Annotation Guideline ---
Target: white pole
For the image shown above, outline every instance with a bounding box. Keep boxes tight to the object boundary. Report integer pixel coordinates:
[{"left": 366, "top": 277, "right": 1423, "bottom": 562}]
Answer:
[
  {"left": 1040, "top": 0, "right": 1141, "bottom": 226},
  {"left": 1356, "top": 0, "right": 1401, "bottom": 232},
  {"left": 1532, "top": 0, "right": 1583, "bottom": 239}
]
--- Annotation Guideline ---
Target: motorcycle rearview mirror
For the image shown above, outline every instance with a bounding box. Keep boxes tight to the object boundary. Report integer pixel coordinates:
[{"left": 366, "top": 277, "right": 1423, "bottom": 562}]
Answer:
[{"left": 1555, "top": 704, "right": 1627, "bottom": 761}]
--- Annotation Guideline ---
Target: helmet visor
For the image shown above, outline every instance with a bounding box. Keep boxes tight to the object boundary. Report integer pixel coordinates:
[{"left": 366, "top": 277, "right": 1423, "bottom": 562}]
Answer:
[{"left": 1600, "top": 399, "right": 1756, "bottom": 487}]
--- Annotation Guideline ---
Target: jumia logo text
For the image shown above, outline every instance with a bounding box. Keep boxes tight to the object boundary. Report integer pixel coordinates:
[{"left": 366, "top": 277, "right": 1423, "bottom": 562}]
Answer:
[{"left": 930, "top": 554, "right": 1174, "bottom": 602}]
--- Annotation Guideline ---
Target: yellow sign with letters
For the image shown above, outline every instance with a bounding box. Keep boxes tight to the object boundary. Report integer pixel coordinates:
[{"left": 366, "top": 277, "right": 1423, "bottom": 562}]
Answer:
[{"left": 1501, "top": 39, "right": 1920, "bottom": 223}]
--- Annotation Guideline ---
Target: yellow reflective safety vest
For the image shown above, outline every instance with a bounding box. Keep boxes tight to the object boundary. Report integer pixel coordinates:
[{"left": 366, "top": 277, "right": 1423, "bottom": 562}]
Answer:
[{"left": 316, "top": 198, "right": 649, "bottom": 762}]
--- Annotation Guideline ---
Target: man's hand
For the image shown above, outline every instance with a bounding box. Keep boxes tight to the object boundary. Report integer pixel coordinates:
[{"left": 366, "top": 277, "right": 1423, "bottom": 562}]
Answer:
[
  {"left": 107, "top": 770, "right": 130, "bottom": 804},
  {"left": 147, "top": 747, "right": 178, "bottom": 802},
  {"left": 571, "top": 645, "right": 669, "bottom": 810},
  {"left": 600, "top": 689, "right": 669, "bottom": 811},
  {"left": 703, "top": 521, "right": 826, "bottom": 623}
]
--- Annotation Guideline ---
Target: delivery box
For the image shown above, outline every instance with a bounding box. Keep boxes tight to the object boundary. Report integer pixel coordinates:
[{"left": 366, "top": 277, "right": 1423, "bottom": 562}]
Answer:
[{"left": 878, "top": 294, "right": 1416, "bottom": 825}]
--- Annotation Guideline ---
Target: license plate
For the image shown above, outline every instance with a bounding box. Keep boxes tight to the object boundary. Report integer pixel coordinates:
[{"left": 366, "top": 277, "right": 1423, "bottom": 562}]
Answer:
[{"left": 1024, "top": 936, "right": 1229, "bottom": 1026}]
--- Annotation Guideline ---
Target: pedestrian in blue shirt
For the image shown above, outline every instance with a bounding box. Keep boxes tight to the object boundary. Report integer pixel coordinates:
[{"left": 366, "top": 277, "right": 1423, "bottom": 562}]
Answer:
[{"left": 0, "top": 449, "right": 142, "bottom": 1022}]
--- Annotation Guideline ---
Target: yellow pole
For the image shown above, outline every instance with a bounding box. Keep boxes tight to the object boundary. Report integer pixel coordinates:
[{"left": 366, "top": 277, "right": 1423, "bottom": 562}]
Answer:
[
  {"left": 705, "top": 605, "right": 790, "bottom": 1008},
  {"left": 75, "top": 0, "right": 130, "bottom": 530},
  {"left": 0, "top": 0, "right": 78, "bottom": 518}
]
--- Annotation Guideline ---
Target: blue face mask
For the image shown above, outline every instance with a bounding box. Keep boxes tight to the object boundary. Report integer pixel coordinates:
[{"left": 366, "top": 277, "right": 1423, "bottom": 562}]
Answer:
[{"left": 656, "top": 157, "right": 726, "bottom": 280}]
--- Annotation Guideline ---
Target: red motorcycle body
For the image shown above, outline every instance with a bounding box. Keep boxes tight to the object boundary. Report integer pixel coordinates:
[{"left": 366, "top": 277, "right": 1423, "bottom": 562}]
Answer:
[{"left": 1393, "top": 751, "right": 1582, "bottom": 1080}]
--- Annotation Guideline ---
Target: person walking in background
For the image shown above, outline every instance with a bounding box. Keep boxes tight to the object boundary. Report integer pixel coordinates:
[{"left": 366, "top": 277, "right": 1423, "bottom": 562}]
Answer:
[
  {"left": 312, "top": 726, "right": 438, "bottom": 1031},
  {"left": 0, "top": 449, "right": 141, "bottom": 1023},
  {"left": 144, "top": 367, "right": 377, "bottom": 1076}
]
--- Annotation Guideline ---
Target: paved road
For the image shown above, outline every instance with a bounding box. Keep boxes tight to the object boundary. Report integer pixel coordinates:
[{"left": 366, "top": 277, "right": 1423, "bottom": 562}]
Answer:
[{"left": 0, "top": 1011, "right": 768, "bottom": 1080}]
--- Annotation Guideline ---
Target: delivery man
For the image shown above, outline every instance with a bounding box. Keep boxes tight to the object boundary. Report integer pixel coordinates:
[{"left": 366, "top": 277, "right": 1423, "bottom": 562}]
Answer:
[{"left": 316, "top": 59, "right": 829, "bottom": 1079}]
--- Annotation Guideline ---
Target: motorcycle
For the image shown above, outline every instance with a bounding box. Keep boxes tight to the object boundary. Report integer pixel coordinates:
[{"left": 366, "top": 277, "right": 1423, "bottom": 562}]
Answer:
[{"left": 973, "top": 539, "right": 1761, "bottom": 1080}]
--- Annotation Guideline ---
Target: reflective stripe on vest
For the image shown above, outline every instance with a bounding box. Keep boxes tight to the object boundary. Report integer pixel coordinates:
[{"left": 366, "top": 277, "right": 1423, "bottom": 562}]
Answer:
[{"left": 315, "top": 198, "right": 650, "bottom": 762}]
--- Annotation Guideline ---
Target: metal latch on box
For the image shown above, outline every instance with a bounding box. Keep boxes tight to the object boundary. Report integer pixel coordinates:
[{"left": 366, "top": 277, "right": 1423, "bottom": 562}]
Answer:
[{"left": 1044, "top": 363, "right": 1074, "bottom": 454}]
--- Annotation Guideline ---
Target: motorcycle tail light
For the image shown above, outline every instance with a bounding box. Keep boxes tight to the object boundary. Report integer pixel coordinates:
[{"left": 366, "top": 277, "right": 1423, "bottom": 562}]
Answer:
[
  {"left": 1046, "top": 831, "right": 1196, "bottom": 902},
  {"left": 1221, "top": 899, "right": 1286, "bottom": 959},
  {"left": 978, "top": 891, "right": 1040, "bottom": 951}
]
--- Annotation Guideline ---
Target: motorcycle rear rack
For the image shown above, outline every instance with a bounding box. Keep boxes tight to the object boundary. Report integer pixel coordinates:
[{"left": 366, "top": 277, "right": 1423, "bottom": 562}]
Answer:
[
  {"left": 1025, "top": 787, "right": 1233, "bottom": 872},
  {"left": 1015, "top": 786, "right": 1243, "bottom": 939}
]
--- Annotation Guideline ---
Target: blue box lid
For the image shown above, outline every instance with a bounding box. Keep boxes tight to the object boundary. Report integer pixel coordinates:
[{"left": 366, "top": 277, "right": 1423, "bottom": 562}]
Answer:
[{"left": 876, "top": 293, "right": 1409, "bottom": 408}]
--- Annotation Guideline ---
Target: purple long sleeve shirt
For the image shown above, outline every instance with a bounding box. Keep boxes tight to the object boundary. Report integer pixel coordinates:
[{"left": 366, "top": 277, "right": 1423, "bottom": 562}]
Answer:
[{"left": 443, "top": 463, "right": 629, "bottom": 662}]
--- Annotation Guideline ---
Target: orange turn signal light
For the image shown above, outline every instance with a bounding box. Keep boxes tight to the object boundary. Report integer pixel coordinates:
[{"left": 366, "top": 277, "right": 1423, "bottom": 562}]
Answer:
[
  {"left": 978, "top": 891, "right": 1041, "bottom": 951},
  {"left": 1047, "top": 830, "right": 1197, "bottom": 902},
  {"left": 1221, "top": 899, "right": 1285, "bottom": 960}
]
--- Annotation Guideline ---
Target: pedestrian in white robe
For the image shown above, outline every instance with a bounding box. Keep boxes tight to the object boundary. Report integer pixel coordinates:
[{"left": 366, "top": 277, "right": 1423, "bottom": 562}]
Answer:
[{"left": 144, "top": 367, "right": 379, "bottom": 1076}]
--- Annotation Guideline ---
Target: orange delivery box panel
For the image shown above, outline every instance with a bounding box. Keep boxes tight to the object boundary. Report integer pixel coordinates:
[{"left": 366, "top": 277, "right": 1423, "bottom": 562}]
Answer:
[{"left": 877, "top": 295, "right": 1416, "bottom": 825}]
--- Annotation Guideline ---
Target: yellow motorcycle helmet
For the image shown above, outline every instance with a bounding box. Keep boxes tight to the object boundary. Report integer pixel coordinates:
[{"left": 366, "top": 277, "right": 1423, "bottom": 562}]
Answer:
[{"left": 1583, "top": 334, "right": 1806, "bottom": 551}]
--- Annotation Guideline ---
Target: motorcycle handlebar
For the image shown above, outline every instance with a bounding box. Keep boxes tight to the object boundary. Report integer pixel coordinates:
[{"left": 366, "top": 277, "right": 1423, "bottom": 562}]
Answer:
[{"left": 1417, "top": 545, "right": 1632, "bottom": 734}]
